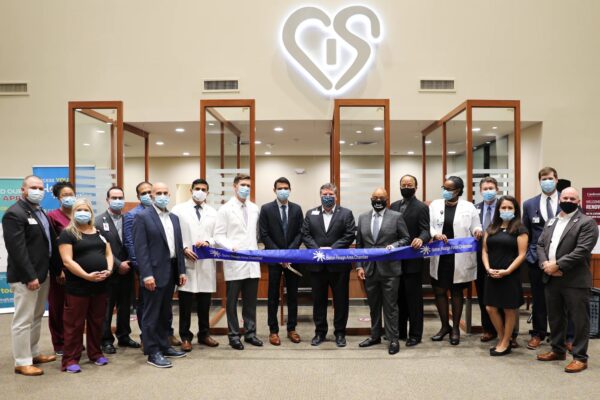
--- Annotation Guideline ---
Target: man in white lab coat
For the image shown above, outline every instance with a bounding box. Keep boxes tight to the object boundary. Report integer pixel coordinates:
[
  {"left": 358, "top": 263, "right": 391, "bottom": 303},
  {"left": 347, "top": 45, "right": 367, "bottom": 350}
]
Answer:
[
  {"left": 214, "top": 174, "right": 262, "bottom": 350},
  {"left": 171, "top": 178, "right": 219, "bottom": 352}
]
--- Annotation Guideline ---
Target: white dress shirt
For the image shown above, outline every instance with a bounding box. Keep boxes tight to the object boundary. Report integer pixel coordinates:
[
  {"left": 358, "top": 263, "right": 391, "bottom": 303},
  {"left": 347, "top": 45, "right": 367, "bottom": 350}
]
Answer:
[
  {"left": 276, "top": 199, "right": 289, "bottom": 221},
  {"left": 540, "top": 191, "right": 558, "bottom": 222},
  {"left": 323, "top": 206, "right": 336, "bottom": 231},
  {"left": 153, "top": 204, "right": 176, "bottom": 258},
  {"left": 548, "top": 210, "right": 577, "bottom": 262}
]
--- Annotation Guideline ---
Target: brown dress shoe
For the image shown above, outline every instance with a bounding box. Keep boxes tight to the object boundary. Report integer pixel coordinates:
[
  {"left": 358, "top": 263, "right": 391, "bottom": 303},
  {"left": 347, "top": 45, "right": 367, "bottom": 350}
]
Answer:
[
  {"left": 527, "top": 336, "right": 542, "bottom": 350},
  {"left": 181, "top": 340, "right": 193, "bottom": 352},
  {"left": 537, "top": 351, "right": 567, "bottom": 361},
  {"left": 169, "top": 335, "right": 182, "bottom": 347},
  {"left": 565, "top": 360, "right": 587, "bottom": 373},
  {"left": 480, "top": 332, "right": 497, "bottom": 343},
  {"left": 287, "top": 331, "right": 301, "bottom": 343},
  {"left": 14, "top": 365, "right": 43, "bottom": 376},
  {"left": 32, "top": 354, "right": 57, "bottom": 364},
  {"left": 269, "top": 333, "right": 281, "bottom": 346},
  {"left": 200, "top": 336, "right": 219, "bottom": 347},
  {"left": 566, "top": 342, "right": 573, "bottom": 354}
]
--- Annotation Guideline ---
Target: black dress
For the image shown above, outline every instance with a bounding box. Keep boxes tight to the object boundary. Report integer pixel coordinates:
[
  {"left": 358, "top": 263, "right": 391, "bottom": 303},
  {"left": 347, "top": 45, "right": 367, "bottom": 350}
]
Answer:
[
  {"left": 431, "top": 204, "right": 470, "bottom": 290},
  {"left": 483, "top": 226, "right": 527, "bottom": 309}
]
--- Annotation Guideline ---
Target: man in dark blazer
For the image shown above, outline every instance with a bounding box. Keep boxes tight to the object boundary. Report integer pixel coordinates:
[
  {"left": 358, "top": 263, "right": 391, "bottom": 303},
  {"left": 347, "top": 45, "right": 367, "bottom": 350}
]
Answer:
[
  {"left": 133, "top": 182, "right": 187, "bottom": 368},
  {"left": 536, "top": 187, "right": 598, "bottom": 373},
  {"left": 301, "top": 182, "right": 356, "bottom": 347},
  {"left": 259, "top": 177, "right": 304, "bottom": 345},
  {"left": 2, "top": 175, "right": 61, "bottom": 376},
  {"left": 95, "top": 186, "right": 140, "bottom": 354},
  {"left": 390, "top": 174, "right": 431, "bottom": 347},
  {"left": 357, "top": 187, "right": 410, "bottom": 355}
]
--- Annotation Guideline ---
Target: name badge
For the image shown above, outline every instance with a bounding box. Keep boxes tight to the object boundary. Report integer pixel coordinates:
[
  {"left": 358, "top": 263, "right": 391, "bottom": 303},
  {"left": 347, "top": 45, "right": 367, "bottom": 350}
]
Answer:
[
  {"left": 103, "top": 223, "right": 110, "bottom": 231},
  {"left": 547, "top": 218, "right": 556, "bottom": 226},
  {"left": 532, "top": 217, "right": 540, "bottom": 224},
  {"left": 477, "top": 209, "right": 481, "bottom": 214},
  {"left": 27, "top": 218, "right": 38, "bottom": 225},
  {"left": 312, "top": 210, "right": 320, "bottom": 215}
]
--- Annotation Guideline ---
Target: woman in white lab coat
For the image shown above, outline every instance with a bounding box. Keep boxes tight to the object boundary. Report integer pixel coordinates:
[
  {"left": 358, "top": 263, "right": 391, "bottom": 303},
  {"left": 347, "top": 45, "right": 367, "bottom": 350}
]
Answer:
[{"left": 429, "top": 176, "right": 482, "bottom": 345}]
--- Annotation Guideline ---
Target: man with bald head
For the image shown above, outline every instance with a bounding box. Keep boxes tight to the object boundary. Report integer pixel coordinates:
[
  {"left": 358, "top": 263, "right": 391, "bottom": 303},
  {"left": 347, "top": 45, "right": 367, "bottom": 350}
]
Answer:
[
  {"left": 133, "top": 182, "right": 188, "bottom": 368},
  {"left": 536, "top": 187, "right": 599, "bottom": 373},
  {"left": 356, "top": 187, "right": 410, "bottom": 354}
]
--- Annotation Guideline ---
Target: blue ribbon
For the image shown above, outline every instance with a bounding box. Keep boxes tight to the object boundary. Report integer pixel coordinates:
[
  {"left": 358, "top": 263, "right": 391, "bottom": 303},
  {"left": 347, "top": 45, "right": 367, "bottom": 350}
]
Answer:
[{"left": 194, "top": 237, "right": 479, "bottom": 264}]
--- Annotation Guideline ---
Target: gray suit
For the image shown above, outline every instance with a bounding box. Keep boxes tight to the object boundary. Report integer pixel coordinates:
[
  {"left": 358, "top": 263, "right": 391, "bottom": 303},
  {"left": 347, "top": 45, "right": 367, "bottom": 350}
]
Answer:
[
  {"left": 537, "top": 210, "right": 599, "bottom": 361},
  {"left": 356, "top": 209, "right": 410, "bottom": 340}
]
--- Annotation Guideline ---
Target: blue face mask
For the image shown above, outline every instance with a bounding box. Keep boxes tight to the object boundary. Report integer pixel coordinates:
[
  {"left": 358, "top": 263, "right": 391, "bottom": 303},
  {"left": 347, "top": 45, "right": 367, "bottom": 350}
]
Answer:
[
  {"left": 500, "top": 211, "right": 515, "bottom": 221},
  {"left": 321, "top": 195, "right": 335, "bottom": 209},
  {"left": 74, "top": 210, "right": 91, "bottom": 224},
  {"left": 238, "top": 186, "right": 250, "bottom": 199},
  {"left": 154, "top": 195, "right": 170, "bottom": 209},
  {"left": 482, "top": 190, "right": 496, "bottom": 202},
  {"left": 540, "top": 179, "right": 556, "bottom": 194},
  {"left": 61, "top": 196, "right": 76, "bottom": 208},
  {"left": 109, "top": 199, "right": 125, "bottom": 211},
  {"left": 442, "top": 190, "right": 455, "bottom": 201},
  {"left": 140, "top": 194, "right": 153, "bottom": 207},
  {"left": 276, "top": 189, "right": 290, "bottom": 202}
]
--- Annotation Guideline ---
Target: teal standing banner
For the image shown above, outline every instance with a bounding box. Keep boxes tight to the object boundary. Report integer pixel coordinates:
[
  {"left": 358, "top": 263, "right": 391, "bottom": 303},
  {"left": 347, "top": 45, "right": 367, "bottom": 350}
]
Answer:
[{"left": 0, "top": 177, "right": 23, "bottom": 313}]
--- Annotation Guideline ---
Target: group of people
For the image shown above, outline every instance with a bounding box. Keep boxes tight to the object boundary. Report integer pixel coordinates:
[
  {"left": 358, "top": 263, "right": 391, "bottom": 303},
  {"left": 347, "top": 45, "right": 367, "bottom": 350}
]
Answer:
[{"left": 2, "top": 166, "right": 597, "bottom": 376}]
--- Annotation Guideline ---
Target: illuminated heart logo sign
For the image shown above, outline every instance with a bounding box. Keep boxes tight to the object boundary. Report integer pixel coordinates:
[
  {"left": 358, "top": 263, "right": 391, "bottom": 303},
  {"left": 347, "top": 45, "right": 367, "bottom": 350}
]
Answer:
[{"left": 281, "top": 5, "right": 382, "bottom": 95}]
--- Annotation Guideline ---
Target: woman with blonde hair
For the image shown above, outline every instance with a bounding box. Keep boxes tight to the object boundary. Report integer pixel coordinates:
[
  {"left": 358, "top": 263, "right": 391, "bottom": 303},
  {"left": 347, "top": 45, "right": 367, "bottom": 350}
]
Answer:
[{"left": 58, "top": 198, "right": 113, "bottom": 373}]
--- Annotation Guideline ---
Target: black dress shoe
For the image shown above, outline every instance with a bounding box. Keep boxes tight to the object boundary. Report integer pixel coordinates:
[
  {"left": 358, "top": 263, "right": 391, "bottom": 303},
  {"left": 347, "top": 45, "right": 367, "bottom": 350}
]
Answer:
[
  {"left": 118, "top": 338, "right": 141, "bottom": 348},
  {"left": 311, "top": 335, "right": 326, "bottom": 346},
  {"left": 358, "top": 337, "right": 381, "bottom": 347},
  {"left": 147, "top": 353, "right": 172, "bottom": 368},
  {"left": 490, "top": 347, "right": 511, "bottom": 356},
  {"left": 389, "top": 340, "right": 400, "bottom": 355},
  {"left": 230, "top": 339, "right": 245, "bottom": 350},
  {"left": 163, "top": 347, "right": 187, "bottom": 358},
  {"left": 335, "top": 335, "right": 347, "bottom": 347},
  {"left": 101, "top": 343, "right": 116, "bottom": 354},
  {"left": 449, "top": 331, "right": 460, "bottom": 346},
  {"left": 405, "top": 337, "right": 421, "bottom": 347},
  {"left": 244, "top": 336, "right": 264, "bottom": 347},
  {"left": 431, "top": 326, "right": 452, "bottom": 341}
]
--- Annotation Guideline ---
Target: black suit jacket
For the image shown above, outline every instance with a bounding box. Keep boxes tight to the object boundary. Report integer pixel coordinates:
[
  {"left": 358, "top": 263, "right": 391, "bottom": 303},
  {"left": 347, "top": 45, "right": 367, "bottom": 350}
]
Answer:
[
  {"left": 390, "top": 196, "right": 431, "bottom": 274},
  {"left": 94, "top": 211, "right": 130, "bottom": 280},
  {"left": 474, "top": 200, "right": 495, "bottom": 273},
  {"left": 301, "top": 205, "right": 356, "bottom": 272},
  {"left": 2, "top": 199, "right": 61, "bottom": 284},
  {"left": 259, "top": 200, "right": 303, "bottom": 250},
  {"left": 132, "top": 206, "right": 185, "bottom": 288},
  {"left": 523, "top": 193, "right": 561, "bottom": 264}
]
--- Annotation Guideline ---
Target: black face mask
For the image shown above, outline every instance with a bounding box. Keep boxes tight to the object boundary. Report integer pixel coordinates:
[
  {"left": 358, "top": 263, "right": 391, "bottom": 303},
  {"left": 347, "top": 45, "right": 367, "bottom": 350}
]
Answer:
[
  {"left": 400, "top": 188, "right": 416, "bottom": 199},
  {"left": 371, "top": 199, "right": 387, "bottom": 211},
  {"left": 559, "top": 201, "right": 578, "bottom": 214}
]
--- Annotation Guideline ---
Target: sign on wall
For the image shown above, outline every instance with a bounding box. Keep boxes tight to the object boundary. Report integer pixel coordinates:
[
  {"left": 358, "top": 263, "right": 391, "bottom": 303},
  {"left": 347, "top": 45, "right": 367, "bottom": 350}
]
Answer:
[
  {"left": 32, "top": 166, "right": 70, "bottom": 211},
  {"left": 582, "top": 187, "right": 600, "bottom": 254},
  {"left": 281, "top": 5, "right": 382, "bottom": 95},
  {"left": 0, "top": 177, "right": 23, "bottom": 313}
]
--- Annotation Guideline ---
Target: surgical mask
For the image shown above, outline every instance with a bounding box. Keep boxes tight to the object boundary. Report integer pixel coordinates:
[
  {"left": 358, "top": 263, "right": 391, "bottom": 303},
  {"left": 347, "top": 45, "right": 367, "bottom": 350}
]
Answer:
[
  {"left": 61, "top": 196, "right": 76, "bottom": 208},
  {"left": 371, "top": 199, "right": 387, "bottom": 211},
  {"left": 540, "top": 179, "right": 556, "bottom": 194},
  {"left": 140, "top": 194, "right": 153, "bottom": 207},
  {"left": 276, "top": 189, "right": 290, "bottom": 202},
  {"left": 192, "top": 190, "right": 207, "bottom": 203},
  {"left": 442, "top": 190, "right": 455, "bottom": 201},
  {"left": 109, "top": 199, "right": 125, "bottom": 211},
  {"left": 400, "top": 188, "right": 416, "bottom": 199},
  {"left": 237, "top": 186, "right": 250, "bottom": 199},
  {"left": 559, "top": 201, "right": 578, "bottom": 214},
  {"left": 482, "top": 190, "right": 496, "bottom": 202},
  {"left": 74, "top": 211, "right": 91, "bottom": 224},
  {"left": 154, "top": 195, "right": 170, "bottom": 209},
  {"left": 500, "top": 211, "right": 515, "bottom": 221},
  {"left": 321, "top": 195, "right": 335, "bottom": 209},
  {"left": 27, "top": 189, "right": 45, "bottom": 204}
]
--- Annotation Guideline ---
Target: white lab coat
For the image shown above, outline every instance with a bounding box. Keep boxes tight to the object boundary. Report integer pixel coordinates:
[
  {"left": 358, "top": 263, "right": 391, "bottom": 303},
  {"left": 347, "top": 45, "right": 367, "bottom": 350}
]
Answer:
[
  {"left": 429, "top": 198, "right": 482, "bottom": 283},
  {"left": 214, "top": 197, "right": 261, "bottom": 281},
  {"left": 171, "top": 200, "right": 217, "bottom": 293}
]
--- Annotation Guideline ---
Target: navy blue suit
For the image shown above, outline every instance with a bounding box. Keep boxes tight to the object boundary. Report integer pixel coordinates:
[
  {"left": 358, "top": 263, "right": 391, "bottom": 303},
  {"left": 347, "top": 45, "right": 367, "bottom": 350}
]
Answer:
[{"left": 133, "top": 206, "right": 185, "bottom": 355}]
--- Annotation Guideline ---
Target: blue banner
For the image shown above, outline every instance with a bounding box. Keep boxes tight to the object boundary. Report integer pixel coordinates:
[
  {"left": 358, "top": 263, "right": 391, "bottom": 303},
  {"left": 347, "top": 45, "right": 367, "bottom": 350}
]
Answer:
[
  {"left": 194, "top": 237, "right": 479, "bottom": 264},
  {"left": 32, "top": 166, "right": 70, "bottom": 211}
]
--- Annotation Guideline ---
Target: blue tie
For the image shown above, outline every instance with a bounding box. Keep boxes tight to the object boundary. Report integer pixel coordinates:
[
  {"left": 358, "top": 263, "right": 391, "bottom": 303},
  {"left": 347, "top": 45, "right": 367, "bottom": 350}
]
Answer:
[{"left": 546, "top": 197, "right": 554, "bottom": 220}]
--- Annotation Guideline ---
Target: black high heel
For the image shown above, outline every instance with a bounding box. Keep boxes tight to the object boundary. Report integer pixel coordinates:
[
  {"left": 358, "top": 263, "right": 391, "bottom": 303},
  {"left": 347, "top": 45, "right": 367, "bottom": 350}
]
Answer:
[
  {"left": 449, "top": 330, "right": 460, "bottom": 346},
  {"left": 431, "top": 326, "right": 452, "bottom": 341},
  {"left": 490, "top": 347, "right": 511, "bottom": 356}
]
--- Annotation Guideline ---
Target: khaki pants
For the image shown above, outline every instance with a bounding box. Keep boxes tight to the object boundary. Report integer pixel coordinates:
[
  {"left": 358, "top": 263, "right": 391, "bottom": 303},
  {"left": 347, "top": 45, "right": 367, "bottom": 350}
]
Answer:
[{"left": 10, "top": 277, "right": 50, "bottom": 366}]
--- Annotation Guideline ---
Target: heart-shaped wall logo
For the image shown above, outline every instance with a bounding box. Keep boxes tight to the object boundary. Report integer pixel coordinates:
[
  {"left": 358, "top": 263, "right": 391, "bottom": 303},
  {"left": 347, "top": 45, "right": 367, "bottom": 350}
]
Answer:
[{"left": 281, "top": 5, "right": 382, "bottom": 95}]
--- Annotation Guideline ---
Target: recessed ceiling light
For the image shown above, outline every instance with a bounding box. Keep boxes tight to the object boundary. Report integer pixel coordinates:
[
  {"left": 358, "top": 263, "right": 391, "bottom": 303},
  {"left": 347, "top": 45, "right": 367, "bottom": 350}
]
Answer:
[
  {"left": 264, "top": 151, "right": 272, "bottom": 155},
  {"left": 274, "top": 127, "right": 284, "bottom": 132},
  {"left": 373, "top": 126, "right": 383, "bottom": 132},
  {"left": 339, "top": 140, "right": 346, "bottom": 144},
  {"left": 425, "top": 140, "right": 432, "bottom": 144},
  {"left": 155, "top": 141, "right": 164, "bottom": 146},
  {"left": 349, "top": 143, "right": 354, "bottom": 146},
  {"left": 82, "top": 143, "right": 91, "bottom": 147},
  {"left": 208, "top": 122, "right": 215, "bottom": 126},
  {"left": 356, "top": 130, "right": 362, "bottom": 134},
  {"left": 472, "top": 127, "right": 481, "bottom": 132},
  {"left": 106, "top": 122, "right": 112, "bottom": 125},
  {"left": 175, "top": 128, "right": 185, "bottom": 133},
  {"left": 182, "top": 152, "right": 190, "bottom": 156},
  {"left": 95, "top": 130, "right": 105, "bottom": 134},
  {"left": 407, "top": 151, "right": 415, "bottom": 155},
  {"left": 75, "top": 108, "right": 82, "bottom": 112},
  {"left": 486, "top": 141, "right": 491, "bottom": 144},
  {"left": 448, "top": 151, "right": 457, "bottom": 154},
  {"left": 255, "top": 140, "right": 262, "bottom": 144},
  {"left": 492, "top": 126, "right": 498, "bottom": 130}
]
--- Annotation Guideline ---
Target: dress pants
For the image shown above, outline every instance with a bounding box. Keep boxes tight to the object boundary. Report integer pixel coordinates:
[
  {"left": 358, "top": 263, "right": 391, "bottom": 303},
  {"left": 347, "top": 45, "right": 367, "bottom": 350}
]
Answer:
[
  {"left": 48, "top": 277, "right": 65, "bottom": 352},
  {"left": 62, "top": 292, "right": 108, "bottom": 369},
  {"left": 545, "top": 280, "right": 590, "bottom": 362},
  {"left": 311, "top": 269, "right": 350, "bottom": 337},
  {"left": 527, "top": 261, "right": 548, "bottom": 338},
  {"left": 226, "top": 278, "right": 259, "bottom": 340},
  {"left": 141, "top": 270, "right": 175, "bottom": 355},
  {"left": 267, "top": 263, "right": 299, "bottom": 334},
  {"left": 10, "top": 278, "right": 50, "bottom": 367},
  {"left": 134, "top": 270, "right": 174, "bottom": 341},
  {"left": 366, "top": 269, "right": 400, "bottom": 341},
  {"left": 178, "top": 291, "right": 212, "bottom": 342},
  {"left": 102, "top": 272, "right": 134, "bottom": 345},
  {"left": 476, "top": 261, "right": 495, "bottom": 334},
  {"left": 398, "top": 272, "right": 424, "bottom": 340}
]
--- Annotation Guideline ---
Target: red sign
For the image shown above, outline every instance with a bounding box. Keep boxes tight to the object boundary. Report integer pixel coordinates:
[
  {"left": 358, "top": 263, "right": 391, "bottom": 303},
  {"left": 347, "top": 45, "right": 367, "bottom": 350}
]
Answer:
[{"left": 582, "top": 188, "right": 600, "bottom": 224}]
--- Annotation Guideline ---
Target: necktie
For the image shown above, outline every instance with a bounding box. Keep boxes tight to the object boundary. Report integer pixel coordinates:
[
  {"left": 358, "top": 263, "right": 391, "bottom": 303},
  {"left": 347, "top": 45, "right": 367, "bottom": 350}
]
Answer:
[
  {"left": 242, "top": 203, "right": 248, "bottom": 226},
  {"left": 399, "top": 199, "right": 408, "bottom": 214},
  {"left": 281, "top": 205, "right": 288, "bottom": 237},
  {"left": 195, "top": 204, "right": 202, "bottom": 221},
  {"left": 483, "top": 205, "right": 492, "bottom": 230},
  {"left": 546, "top": 197, "right": 554, "bottom": 220},
  {"left": 372, "top": 212, "right": 381, "bottom": 242}
]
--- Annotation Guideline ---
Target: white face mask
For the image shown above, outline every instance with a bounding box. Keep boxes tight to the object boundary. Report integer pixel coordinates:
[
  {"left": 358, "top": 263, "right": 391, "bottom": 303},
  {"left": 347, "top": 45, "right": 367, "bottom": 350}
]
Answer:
[
  {"left": 27, "top": 188, "right": 45, "bottom": 204},
  {"left": 192, "top": 190, "right": 207, "bottom": 203}
]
